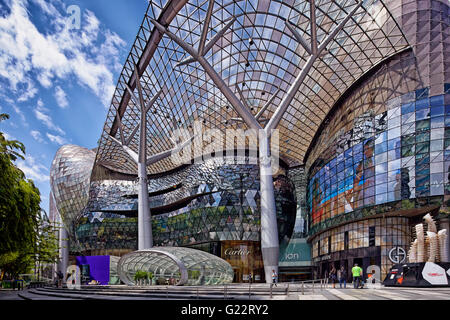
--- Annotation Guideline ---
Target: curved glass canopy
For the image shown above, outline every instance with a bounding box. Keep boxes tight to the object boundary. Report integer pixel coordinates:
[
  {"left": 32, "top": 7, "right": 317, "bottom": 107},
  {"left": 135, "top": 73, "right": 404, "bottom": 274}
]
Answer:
[
  {"left": 95, "top": 0, "right": 408, "bottom": 175},
  {"left": 117, "top": 247, "right": 234, "bottom": 285}
]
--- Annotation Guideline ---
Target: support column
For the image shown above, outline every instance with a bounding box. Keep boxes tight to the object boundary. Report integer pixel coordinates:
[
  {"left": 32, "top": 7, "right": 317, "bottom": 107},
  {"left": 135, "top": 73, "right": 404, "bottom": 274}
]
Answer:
[
  {"left": 58, "top": 225, "right": 69, "bottom": 280},
  {"left": 137, "top": 89, "right": 152, "bottom": 250},
  {"left": 259, "top": 131, "right": 279, "bottom": 282},
  {"left": 138, "top": 162, "right": 152, "bottom": 250}
]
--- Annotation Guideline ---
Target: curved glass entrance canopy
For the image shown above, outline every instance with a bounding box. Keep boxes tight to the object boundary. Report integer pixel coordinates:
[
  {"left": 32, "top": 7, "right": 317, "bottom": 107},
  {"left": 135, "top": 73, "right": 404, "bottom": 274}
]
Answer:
[
  {"left": 117, "top": 247, "right": 234, "bottom": 285},
  {"left": 95, "top": 0, "right": 409, "bottom": 175}
]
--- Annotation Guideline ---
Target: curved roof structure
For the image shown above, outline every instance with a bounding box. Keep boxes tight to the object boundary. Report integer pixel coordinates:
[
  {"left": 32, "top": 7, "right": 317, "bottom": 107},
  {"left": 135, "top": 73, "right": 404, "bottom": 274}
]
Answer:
[
  {"left": 117, "top": 247, "right": 234, "bottom": 285},
  {"left": 95, "top": 0, "right": 409, "bottom": 176},
  {"left": 50, "top": 145, "right": 96, "bottom": 234}
]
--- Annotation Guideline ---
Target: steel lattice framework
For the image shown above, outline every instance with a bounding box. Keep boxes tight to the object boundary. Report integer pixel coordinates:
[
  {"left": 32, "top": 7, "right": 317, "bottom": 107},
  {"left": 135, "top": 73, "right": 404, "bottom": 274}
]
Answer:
[{"left": 95, "top": 0, "right": 408, "bottom": 175}]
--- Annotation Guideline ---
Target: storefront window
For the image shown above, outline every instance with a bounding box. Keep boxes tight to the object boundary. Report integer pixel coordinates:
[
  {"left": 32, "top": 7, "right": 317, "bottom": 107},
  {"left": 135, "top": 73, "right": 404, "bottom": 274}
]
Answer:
[{"left": 220, "top": 241, "right": 264, "bottom": 283}]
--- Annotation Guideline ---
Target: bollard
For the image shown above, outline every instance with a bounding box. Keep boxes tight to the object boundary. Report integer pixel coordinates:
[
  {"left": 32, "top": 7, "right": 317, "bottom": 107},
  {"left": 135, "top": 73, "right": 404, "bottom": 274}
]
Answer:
[{"left": 286, "top": 283, "right": 289, "bottom": 295}]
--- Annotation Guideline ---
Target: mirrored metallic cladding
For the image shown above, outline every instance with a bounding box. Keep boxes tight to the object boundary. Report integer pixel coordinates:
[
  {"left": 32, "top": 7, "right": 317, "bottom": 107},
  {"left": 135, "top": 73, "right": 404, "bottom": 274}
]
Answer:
[
  {"left": 77, "top": 157, "right": 297, "bottom": 253},
  {"left": 95, "top": 0, "right": 408, "bottom": 176},
  {"left": 117, "top": 247, "right": 234, "bottom": 286},
  {"left": 50, "top": 145, "right": 96, "bottom": 238}
]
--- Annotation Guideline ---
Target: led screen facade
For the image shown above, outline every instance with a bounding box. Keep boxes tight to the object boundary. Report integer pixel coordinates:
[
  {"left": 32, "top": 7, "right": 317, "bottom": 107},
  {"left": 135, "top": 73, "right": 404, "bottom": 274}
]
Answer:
[{"left": 307, "top": 89, "right": 448, "bottom": 227}]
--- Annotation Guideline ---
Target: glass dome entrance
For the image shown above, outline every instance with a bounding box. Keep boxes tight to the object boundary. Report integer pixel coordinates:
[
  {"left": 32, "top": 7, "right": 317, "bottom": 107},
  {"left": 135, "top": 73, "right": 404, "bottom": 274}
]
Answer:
[{"left": 117, "top": 247, "right": 234, "bottom": 286}]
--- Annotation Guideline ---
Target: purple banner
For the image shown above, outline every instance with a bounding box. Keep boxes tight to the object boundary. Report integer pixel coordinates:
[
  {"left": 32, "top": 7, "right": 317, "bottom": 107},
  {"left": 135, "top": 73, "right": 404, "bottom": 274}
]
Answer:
[{"left": 76, "top": 255, "right": 110, "bottom": 285}]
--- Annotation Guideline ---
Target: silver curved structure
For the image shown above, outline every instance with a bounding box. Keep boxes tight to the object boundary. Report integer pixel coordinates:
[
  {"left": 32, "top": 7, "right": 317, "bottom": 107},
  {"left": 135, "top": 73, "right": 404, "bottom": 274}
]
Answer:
[
  {"left": 117, "top": 247, "right": 233, "bottom": 286},
  {"left": 50, "top": 145, "right": 96, "bottom": 235}
]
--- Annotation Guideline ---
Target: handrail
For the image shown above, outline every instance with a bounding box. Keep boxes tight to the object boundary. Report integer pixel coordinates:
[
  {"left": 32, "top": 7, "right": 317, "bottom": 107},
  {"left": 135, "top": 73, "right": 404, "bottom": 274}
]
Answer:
[{"left": 41, "top": 279, "right": 337, "bottom": 299}]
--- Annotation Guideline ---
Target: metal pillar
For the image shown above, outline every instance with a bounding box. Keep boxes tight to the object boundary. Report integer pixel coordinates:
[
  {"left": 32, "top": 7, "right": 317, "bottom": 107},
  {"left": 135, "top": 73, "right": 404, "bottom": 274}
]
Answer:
[
  {"left": 136, "top": 69, "right": 152, "bottom": 250},
  {"left": 59, "top": 225, "right": 69, "bottom": 279},
  {"left": 109, "top": 66, "right": 193, "bottom": 250},
  {"left": 259, "top": 131, "right": 279, "bottom": 281},
  {"left": 138, "top": 162, "right": 152, "bottom": 249}
]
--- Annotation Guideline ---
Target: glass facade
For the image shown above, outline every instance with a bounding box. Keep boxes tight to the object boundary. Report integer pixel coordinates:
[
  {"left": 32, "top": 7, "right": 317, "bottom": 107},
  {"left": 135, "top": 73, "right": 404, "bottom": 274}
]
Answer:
[
  {"left": 307, "top": 89, "right": 448, "bottom": 229},
  {"left": 95, "top": 0, "right": 408, "bottom": 176},
  {"left": 305, "top": 0, "right": 450, "bottom": 281},
  {"left": 311, "top": 217, "right": 410, "bottom": 279},
  {"left": 48, "top": 0, "right": 449, "bottom": 284}
]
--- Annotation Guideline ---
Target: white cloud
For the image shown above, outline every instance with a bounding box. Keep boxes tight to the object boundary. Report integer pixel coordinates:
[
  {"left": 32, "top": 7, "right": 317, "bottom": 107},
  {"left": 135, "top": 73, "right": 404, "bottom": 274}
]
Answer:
[
  {"left": 17, "top": 79, "right": 38, "bottom": 102},
  {"left": 10, "top": 104, "right": 27, "bottom": 125},
  {"left": 31, "top": 0, "right": 61, "bottom": 17},
  {"left": 0, "top": 1, "right": 126, "bottom": 107},
  {"left": 54, "top": 86, "right": 68, "bottom": 108},
  {"left": 34, "top": 101, "right": 65, "bottom": 135},
  {"left": 15, "top": 154, "right": 49, "bottom": 183},
  {"left": 34, "top": 111, "right": 65, "bottom": 135},
  {"left": 46, "top": 132, "right": 68, "bottom": 145},
  {"left": 30, "top": 130, "right": 45, "bottom": 143}
]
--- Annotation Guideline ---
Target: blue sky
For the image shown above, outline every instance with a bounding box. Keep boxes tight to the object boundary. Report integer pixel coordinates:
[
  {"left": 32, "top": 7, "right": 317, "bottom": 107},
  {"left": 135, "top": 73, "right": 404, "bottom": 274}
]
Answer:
[{"left": 0, "top": 0, "right": 149, "bottom": 213}]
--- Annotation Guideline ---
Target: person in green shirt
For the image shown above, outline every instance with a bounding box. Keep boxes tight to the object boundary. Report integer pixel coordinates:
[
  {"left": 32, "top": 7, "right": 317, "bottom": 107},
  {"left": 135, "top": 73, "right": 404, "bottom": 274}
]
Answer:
[{"left": 351, "top": 263, "right": 363, "bottom": 289}]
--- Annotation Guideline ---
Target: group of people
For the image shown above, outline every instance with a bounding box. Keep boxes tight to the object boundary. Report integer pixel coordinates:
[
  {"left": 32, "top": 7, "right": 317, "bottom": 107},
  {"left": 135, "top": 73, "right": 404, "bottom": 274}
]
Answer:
[
  {"left": 273, "top": 264, "right": 365, "bottom": 288},
  {"left": 327, "top": 263, "right": 364, "bottom": 289},
  {"left": 327, "top": 266, "right": 347, "bottom": 288}
]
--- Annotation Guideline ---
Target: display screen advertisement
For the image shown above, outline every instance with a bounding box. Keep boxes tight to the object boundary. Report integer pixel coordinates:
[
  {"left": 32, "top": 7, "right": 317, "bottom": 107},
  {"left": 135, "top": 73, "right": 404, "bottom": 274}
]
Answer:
[
  {"left": 309, "top": 138, "right": 378, "bottom": 225},
  {"left": 305, "top": 92, "right": 447, "bottom": 227}
]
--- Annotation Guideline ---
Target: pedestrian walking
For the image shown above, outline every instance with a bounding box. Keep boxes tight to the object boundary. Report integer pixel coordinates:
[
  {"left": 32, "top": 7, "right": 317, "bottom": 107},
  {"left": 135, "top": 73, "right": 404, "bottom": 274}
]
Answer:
[
  {"left": 351, "top": 263, "right": 362, "bottom": 289},
  {"left": 56, "top": 270, "right": 64, "bottom": 288},
  {"left": 338, "top": 266, "right": 347, "bottom": 288},
  {"left": 271, "top": 269, "right": 278, "bottom": 287},
  {"left": 329, "top": 266, "right": 337, "bottom": 288}
]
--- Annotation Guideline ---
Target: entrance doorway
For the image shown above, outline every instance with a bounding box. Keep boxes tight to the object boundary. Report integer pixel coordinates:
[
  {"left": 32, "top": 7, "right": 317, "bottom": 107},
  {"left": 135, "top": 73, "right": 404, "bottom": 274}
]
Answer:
[
  {"left": 233, "top": 268, "right": 240, "bottom": 283},
  {"left": 320, "top": 262, "right": 328, "bottom": 279}
]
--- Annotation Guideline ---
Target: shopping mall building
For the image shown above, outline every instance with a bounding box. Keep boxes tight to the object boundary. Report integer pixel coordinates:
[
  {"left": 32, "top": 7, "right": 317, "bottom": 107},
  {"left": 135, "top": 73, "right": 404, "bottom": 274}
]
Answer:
[{"left": 49, "top": 0, "right": 450, "bottom": 284}]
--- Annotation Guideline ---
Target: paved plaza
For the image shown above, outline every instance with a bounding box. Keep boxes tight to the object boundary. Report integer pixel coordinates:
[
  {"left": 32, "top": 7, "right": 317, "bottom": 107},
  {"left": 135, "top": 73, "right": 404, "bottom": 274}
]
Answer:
[{"left": 1, "top": 284, "right": 449, "bottom": 300}]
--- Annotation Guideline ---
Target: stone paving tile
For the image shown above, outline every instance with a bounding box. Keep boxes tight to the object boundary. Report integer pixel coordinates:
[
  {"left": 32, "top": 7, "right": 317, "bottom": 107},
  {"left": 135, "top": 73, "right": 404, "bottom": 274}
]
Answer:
[
  {"left": 2, "top": 286, "right": 450, "bottom": 301},
  {"left": 298, "top": 294, "right": 328, "bottom": 300},
  {"left": 0, "top": 290, "right": 22, "bottom": 300}
]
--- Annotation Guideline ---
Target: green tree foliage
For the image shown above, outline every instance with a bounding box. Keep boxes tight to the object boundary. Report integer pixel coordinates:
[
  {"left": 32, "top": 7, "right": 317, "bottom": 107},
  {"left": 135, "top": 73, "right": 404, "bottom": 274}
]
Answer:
[
  {"left": 0, "top": 113, "right": 25, "bottom": 162},
  {"left": 0, "top": 114, "right": 46, "bottom": 278},
  {"left": 34, "top": 216, "right": 61, "bottom": 280}
]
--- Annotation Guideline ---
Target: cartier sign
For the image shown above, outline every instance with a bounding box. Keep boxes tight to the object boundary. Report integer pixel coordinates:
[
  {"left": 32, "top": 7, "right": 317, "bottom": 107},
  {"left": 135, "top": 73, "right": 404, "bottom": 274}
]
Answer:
[{"left": 224, "top": 248, "right": 251, "bottom": 256}]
